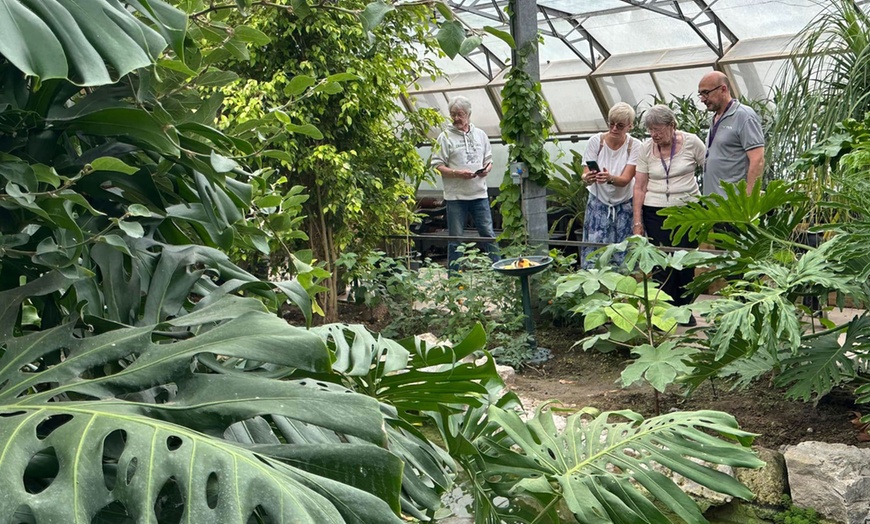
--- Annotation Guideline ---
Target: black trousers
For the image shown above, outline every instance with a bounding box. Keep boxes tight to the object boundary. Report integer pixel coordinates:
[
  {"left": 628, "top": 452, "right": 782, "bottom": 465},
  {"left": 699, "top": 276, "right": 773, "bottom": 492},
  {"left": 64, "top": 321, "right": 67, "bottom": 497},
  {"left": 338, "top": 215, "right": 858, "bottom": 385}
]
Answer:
[{"left": 642, "top": 205, "right": 698, "bottom": 307}]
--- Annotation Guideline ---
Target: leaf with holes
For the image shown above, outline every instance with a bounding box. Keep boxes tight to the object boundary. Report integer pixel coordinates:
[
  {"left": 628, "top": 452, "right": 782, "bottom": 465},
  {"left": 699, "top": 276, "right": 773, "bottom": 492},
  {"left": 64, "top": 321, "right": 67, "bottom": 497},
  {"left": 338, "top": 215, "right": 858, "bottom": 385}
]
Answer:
[{"left": 0, "top": 312, "right": 406, "bottom": 523}]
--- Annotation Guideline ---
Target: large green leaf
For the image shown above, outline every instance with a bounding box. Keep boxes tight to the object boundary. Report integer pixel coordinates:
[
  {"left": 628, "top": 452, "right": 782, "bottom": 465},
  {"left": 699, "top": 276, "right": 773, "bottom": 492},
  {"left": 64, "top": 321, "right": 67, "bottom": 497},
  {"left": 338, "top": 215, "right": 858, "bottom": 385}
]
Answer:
[
  {"left": 481, "top": 406, "right": 765, "bottom": 524},
  {"left": 0, "top": 313, "right": 405, "bottom": 522},
  {"left": 777, "top": 315, "right": 870, "bottom": 401},
  {"left": 311, "top": 323, "right": 493, "bottom": 419},
  {"left": 0, "top": 0, "right": 184, "bottom": 86}
]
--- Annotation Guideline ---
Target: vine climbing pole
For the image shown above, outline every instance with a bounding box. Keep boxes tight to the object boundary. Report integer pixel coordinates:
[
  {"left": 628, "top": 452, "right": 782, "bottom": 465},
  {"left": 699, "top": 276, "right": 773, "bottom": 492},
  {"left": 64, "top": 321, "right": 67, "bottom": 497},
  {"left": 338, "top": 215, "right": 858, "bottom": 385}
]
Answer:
[{"left": 509, "top": 0, "right": 548, "bottom": 253}]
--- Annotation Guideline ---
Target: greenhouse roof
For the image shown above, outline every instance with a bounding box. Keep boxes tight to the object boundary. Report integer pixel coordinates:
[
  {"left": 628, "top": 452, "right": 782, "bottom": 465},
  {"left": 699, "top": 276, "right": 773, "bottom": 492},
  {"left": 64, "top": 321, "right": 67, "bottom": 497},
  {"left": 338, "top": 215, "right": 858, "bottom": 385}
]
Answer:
[{"left": 405, "top": 0, "right": 866, "bottom": 138}]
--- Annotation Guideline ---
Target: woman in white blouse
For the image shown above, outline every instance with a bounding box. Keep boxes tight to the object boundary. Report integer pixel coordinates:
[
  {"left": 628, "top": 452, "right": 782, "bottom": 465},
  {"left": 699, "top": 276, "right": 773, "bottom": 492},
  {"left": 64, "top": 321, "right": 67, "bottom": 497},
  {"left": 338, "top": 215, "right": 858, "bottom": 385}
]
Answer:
[{"left": 632, "top": 105, "right": 706, "bottom": 315}]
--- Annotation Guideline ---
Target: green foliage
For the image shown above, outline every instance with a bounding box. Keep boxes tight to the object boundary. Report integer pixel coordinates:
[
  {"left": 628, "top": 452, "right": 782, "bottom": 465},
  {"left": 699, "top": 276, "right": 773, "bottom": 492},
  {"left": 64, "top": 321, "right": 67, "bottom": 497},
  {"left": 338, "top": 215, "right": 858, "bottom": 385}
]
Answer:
[
  {"left": 557, "top": 237, "right": 713, "bottom": 353},
  {"left": 622, "top": 340, "right": 700, "bottom": 393},
  {"left": 537, "top": 249, "right": 583, "bottom": 327},
  {"left": 496, "top": 43, "right": 555, "bottom": 242},
  {"left": 0, "top": 0, "right": 185, "bottom": 86},
  {"left": 341, "top": 248, "right": 527, "bottom": 363},
  {"left": 768, "top": 0, "right": 870, "bottom": 179},
  {"left": 778, "top": 315, "right": 870, "bottom": 402},
  {"left": 474, "top": 405, "right": 763, "bottom": 524},
  {"left": 547, "top": 150, "right": 589, "bottom": 238},
  {"left": 773, "top": 495, "right": 821, "bottom": 524},
  {"left": 661, "top": 179, "right": 812, "bottom": 293},
  {"left": 0, "top": 273, "right": 408, "bottom": 523},
  {"left": 202, "top": 0, "right": 444, "bottom": 318}
]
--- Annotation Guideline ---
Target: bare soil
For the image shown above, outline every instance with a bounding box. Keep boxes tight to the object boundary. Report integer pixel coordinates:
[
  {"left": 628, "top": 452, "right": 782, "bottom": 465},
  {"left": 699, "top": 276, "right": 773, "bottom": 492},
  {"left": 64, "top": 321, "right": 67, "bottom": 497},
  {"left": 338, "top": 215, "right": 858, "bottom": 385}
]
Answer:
[{"left": 331, "top": 302, "right": 868, "bottom": 450}]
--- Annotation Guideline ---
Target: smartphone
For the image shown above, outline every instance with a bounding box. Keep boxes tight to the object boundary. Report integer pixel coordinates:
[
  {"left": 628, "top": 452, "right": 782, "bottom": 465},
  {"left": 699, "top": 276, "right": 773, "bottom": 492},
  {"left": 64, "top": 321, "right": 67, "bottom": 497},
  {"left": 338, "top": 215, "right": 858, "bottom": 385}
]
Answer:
[
  {"left": 474, "top": 162, "right": 492, "bottom": 176},
  {"left": 586, "top": 160, "right": 601, "bottom": 173}
]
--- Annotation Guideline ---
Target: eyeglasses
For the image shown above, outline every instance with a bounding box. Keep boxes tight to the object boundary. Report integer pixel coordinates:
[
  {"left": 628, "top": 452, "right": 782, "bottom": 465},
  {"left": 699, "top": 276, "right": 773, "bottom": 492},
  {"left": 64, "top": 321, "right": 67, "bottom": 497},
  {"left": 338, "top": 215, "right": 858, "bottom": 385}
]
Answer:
[
  {"left": 449, "top": 111, "right": 468, "bottom": 118},
  {"left": 608, "top": 121, "right": 628, "bottom": 130},
  {"left": 697, "top": 84, "right": 725, "bottom": 98}
]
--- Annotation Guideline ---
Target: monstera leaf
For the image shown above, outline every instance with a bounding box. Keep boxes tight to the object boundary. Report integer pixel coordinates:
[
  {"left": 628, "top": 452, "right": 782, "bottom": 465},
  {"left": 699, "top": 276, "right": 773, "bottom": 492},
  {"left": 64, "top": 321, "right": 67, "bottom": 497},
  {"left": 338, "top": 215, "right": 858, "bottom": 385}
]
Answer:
[
  {"left": 0, "top": 277, "right": 408, "bottom": 522},
  {"left": 0, "top": 0, "right": 185, "bottom": 86},
  {"left": 479, "top": 405, "right": 764, "bottom": 524}
]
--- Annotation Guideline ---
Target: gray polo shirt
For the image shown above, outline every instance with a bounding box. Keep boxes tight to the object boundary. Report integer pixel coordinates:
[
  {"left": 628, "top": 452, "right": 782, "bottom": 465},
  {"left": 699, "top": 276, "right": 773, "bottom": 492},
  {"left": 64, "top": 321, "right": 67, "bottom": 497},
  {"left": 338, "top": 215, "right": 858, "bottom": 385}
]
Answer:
[{"left": 702, "top": 101, "right": 764, "bottom": 197}]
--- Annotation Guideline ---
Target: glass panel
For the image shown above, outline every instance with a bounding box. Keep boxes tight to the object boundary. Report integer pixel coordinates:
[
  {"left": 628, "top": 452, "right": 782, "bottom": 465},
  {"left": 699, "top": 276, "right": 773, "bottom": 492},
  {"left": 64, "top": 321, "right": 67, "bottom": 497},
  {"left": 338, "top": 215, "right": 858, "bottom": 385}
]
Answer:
[
  {"left": 714, "top": 0, "right": 821, "bottom": 37},
  {"left": 726, "top": 60, "right": 790, "bottom": 100},
  {"left": 539, "top": 0, "right": 624, "bottom": 16},
  {"left": 595, "top": 73, "right": 658, "bottom": 110},
  {"left": 652, "top": 67, "right": 713, "bottom": 105},
  {"left": 541, "top": 60, "right": 592, "bottom": 80},
  {"left": 541, "top": 79, "right": 606, "bottom": 133},
  {"left": 585, "top": 10, "right": 708, "bottom": 54},
  {"left": 724, "top": 36, "right": 797, "bottom": 61},
  {"left": 413, "top": 69, "right": 489, "bottom": 92},
  {"left": 540, "top": 34, "right": 584, "bottom": 62},
  {"left": 597, "top": 46, "right": 715, "bottom": 75}
]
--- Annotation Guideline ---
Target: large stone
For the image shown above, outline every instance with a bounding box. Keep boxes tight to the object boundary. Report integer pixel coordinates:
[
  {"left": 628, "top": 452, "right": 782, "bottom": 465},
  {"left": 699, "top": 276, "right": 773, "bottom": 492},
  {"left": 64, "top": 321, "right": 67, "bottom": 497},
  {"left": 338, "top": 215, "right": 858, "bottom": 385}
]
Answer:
[
  {"left": 784, "top": 441, "right": 870, "bottom": 524},
  {"left": 735, "top": 447, "right": 788, "bottom": 507}
]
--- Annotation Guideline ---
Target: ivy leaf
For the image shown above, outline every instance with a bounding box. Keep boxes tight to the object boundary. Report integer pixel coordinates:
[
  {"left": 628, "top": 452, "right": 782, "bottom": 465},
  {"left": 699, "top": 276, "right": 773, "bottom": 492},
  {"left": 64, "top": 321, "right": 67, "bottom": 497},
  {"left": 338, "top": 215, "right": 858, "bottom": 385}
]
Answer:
[
  {"left": 360, "top": 1, "right": 395, "bottom": 33},
  {"left": 198, "top": 69, "right": 240, "bottom": 87},
  {"left": 484, "top": 26, "right": 515, "bottom": 49},
  {"left": 127, "top": 204, "right": 152, "bottom": 217},
  {"left": 325, "top": 73, "right": 361, "bottom": 83},
  {"left": 98, "top": 234, "right": 132, "bottom": 256},
  {"left": 118, "top": 221, "right": 145, "bottom": 238},
  {"left": 314, "top": 82, "right": 343, "bottom": 95},
  {"left": 459, "top": 36, "right": 482, "bottom": 56},
  {"left": 284, "top": 75, "right": 316, "bottom": 97},
  {"left": 437, "top": 21, "right": 466, "bottom": 59}
]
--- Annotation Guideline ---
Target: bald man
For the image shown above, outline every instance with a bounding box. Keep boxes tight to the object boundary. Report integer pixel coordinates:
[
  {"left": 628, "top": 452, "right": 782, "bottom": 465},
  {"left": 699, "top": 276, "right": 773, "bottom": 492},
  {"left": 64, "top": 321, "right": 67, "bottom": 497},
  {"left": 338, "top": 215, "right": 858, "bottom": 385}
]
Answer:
[{"left": 698, "top": 71, "right": 765, "bottom": 196}]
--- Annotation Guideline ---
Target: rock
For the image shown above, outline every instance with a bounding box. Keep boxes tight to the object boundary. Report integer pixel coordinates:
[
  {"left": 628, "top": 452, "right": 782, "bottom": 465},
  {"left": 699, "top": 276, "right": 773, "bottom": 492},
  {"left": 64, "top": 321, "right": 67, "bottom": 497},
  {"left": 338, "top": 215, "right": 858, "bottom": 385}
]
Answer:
[
  {"left": 784, "top": 441, "right": 870, "bottom": 524},
  {"left": 735, "top": 447, "right": 788, "bottom": 507}
]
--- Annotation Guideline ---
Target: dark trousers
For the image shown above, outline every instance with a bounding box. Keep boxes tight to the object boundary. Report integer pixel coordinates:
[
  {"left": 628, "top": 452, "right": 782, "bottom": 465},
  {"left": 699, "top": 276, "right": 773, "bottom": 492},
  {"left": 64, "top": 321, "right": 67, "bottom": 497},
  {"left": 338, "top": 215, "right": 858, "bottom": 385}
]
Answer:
[{"left": 642, "top": 205, "right": 698, "bottom": 307}]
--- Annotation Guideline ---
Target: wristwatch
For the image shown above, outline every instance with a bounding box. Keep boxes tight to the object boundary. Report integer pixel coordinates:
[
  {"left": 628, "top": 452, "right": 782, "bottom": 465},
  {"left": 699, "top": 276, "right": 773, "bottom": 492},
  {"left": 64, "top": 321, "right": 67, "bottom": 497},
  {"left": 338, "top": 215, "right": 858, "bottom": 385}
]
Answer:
[{"left": 606, "top": 176, "right": 613, "bottom": 185}]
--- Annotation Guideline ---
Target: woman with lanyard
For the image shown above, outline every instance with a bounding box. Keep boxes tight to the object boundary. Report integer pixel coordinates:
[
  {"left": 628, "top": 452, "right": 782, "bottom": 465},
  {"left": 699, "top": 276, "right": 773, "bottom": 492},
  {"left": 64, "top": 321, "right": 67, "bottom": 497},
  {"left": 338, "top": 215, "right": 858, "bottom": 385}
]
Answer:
[
  {"left": 580, "top": 102, "right": 642, "bottom": 268},
  {"left": 632, "top": 105, "right": 706, "bottom": 322}
]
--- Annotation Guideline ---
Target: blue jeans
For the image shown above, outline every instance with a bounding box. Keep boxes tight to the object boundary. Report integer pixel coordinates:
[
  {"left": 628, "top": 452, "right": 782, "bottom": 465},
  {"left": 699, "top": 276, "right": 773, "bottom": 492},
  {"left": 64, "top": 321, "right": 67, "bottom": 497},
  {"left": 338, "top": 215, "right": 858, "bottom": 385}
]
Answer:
[{"left": 446, "top": 198, "right": 499, "bottom": 268}]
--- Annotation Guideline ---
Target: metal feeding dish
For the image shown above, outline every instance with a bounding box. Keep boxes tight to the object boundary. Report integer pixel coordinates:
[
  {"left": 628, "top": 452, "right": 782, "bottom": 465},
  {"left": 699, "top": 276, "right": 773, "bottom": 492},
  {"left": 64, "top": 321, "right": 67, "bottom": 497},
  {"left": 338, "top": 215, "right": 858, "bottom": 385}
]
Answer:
[
  {"left": 491, "top": 255, "right": 554, "bottom": 365},
  {"left": 492, "top": 256, "right": 553, "bottom": 277}
]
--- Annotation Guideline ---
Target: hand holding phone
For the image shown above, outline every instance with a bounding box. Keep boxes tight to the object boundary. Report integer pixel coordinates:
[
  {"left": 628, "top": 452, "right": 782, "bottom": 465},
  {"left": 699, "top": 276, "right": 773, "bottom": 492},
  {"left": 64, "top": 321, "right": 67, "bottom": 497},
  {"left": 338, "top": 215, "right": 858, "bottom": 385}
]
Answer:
[
  {"left": 474, "top": 162, "right": 492, "bottom": 177},
  {"left": 586, "top": 160, "right": 601, "bottom": 173}
]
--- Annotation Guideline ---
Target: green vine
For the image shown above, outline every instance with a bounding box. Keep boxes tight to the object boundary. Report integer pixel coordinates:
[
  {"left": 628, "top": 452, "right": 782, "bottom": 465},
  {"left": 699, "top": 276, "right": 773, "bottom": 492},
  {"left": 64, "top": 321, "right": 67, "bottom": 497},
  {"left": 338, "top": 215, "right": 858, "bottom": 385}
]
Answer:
[{"left": 495, "top": 43, "right": 555, "bottom": 242}]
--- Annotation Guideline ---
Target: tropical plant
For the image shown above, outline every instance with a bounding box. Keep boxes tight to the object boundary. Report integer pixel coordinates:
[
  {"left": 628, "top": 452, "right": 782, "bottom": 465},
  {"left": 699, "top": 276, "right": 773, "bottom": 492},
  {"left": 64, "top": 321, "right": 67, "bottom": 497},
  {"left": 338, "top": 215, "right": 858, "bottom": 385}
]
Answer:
[
  {"left": 659, "top": 177, "right": 870, "bottom": 402},
  {"left": 556, "top": 236, "right": 714, "bottom": 411},
  {"left": 203, "top": 2, "right": 441, "bottom": 322},
  {"left": 768, "top": 0, "right": 870, "bottom": 180},
  {"left": 547, "top": 150, "right": 589, "bottom": 240},
  {"left": 0, "top": 1, "right": 504, "bottom": 522},
  {"left": 466, "top": 404, "right": 764, "bottom": 524}
]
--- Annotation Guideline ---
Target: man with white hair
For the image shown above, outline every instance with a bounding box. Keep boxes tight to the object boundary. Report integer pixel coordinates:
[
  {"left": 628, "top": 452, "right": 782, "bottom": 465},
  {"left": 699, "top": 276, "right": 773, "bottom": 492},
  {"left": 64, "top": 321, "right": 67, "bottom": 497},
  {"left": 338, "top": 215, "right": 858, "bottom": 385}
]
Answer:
[{"left": 431, "top": 96, "right": 498, "bottom": 268}]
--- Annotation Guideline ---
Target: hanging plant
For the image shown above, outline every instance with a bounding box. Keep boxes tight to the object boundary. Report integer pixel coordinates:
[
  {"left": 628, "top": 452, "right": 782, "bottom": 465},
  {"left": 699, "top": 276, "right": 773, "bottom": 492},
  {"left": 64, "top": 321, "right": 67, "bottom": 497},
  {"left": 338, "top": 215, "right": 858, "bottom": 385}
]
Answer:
[{"left": 495, "top": 42, "right": 555, "bottom": 242}]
